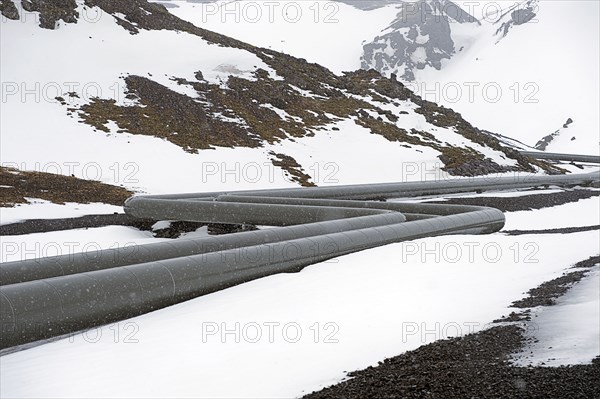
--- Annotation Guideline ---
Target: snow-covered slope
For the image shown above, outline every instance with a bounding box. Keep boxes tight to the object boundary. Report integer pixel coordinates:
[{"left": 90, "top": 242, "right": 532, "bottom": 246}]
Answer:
[
  {"left": 415, "top": 0, "right": 600, "bottom": 155},
  {"left": 1, "top": 0, "right": 556, "bottom": 197},
  {"left": 165, "top": 0, "right": 599, "bottom": 155},
  {"left": 360, "top": 0, "right": 599, "bottom": 154},
  {"left": 161, "top": 0, "right": 403, "bottom": 74}
]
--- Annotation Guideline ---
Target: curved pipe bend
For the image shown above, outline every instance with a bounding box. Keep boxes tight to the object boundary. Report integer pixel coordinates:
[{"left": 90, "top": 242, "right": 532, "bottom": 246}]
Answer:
[{"left": 1, "top": 165, "right": 599, "bottom": 350}]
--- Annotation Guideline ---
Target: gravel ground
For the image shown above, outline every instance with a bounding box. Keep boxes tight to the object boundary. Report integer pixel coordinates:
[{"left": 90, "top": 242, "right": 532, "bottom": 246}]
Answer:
[
  {"left": 511, "top": 256, "right": 599, "bottom": 308},
  {"left": 435, "top": 189, "right": 599, "bottom": 212},
  {"left": 0, "top": 216, "right": 241, "bottom": 238},
  {"left": 0, "top": 214, "right": 151, "bottom": 236},
  {"left": 305, "top": 325, "right": 599, "bottom": 399},
  {"left": 304, "top": 256, "right": 600, "bottom": 399},
  {"left": 503, "top": 225, "right": 599, "bottom": 236}
]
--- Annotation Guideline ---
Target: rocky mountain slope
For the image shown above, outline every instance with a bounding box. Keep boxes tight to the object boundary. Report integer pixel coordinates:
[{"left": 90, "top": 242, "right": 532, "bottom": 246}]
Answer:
[
  {"left": 361, "top": 0, "right": 479, "bottom": 81},
  {"left": 359, "top": 0, "right": 540, "bottom": 80}
]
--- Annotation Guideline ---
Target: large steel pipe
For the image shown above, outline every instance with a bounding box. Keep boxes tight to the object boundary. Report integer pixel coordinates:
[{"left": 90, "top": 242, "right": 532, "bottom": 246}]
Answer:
[
  {"left": 1, "top": 167, "right": 599, "bottom": 350},
  {"left": 0, "top": 213, "right": 405, "bottom": 285},
  {"left": 520, "top": 151, "right": 600, "bottom": 164},
  {"left": 0, "top": 201, "right": 499, "bottom": 285},
  {"left": 0, "top": 208, "right": 503, "bottom": 349},
  {"left": 124, "top": 171, "right": 600, "bottom": 202}
]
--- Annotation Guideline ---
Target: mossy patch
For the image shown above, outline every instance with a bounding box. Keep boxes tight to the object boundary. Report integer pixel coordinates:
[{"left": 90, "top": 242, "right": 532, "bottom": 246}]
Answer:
[
  {"left": 21, "top": 0, "right": 78, "bottom": 29},
  {"left": 0, "top": 0, "right": 19, "bottom": 20},
  {"left": 0, "top": 167, "right": 132, "bottom": 207},
  {"left": 269, "top": 152, "right": 316, "bottom": 187}
]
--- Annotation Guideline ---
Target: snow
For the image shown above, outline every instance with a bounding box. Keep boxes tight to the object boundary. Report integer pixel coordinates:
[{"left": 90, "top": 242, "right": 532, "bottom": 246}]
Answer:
[
  {"left": 410, "top": 47, "right": 427, "bottom": 64},
  {"left": 502, "top": 196, "right": 600, "bottom": 230},
  {"left": 415, "top": 33, "right": 430, "bottom": 45},
  {"left": 0, "top": 226, "right": 164, "bottom": 263},
  {"left": 266, "top": 118, "right": 441, "bottom": 185},
  {"left": 512, "top": 265, "right": 600, "bottom": 367},
  {"left": 441, "top": 188, "right": 567, "bottom": 199},
  {"left": 259, "top": 103, "right": 303, "bottom": 123},
  {"left": 166, "top": 0, "right": 401, "bottom": 74},
  {"left": 416, "top": 1, "right": 600, "bottom": 155},
  {"left": 151, "top": 220, "right": 172, "bottom": 230}
]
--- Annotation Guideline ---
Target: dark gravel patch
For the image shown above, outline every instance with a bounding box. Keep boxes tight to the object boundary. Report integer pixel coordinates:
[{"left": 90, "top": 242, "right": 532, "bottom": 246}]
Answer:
[
  {"left": 432, "top": 189, "right": 599, "bottom": 212},
  {"left": 512, "top": 256, "right": 599, "bottom": 308},
  {"left": 0, "top": 214, "right": 207, "bottom": 239},
  {"left": 304, "top": 325, "right": 600, "bottom": 399},
  {"left": 305, "top": 256, "right": 600, "bottom": 399},
  {"left": 0, "top": 214, "right": 153, "bottom": 235},
  {"left": 494, "top": 311, "right": 532, "bottom": 323},
  {"left": 154, "top": 221, "right": 208, "bottom": 238},
  {"left": 0, "top": 215, "right": 260, "bottom": 239},
  {"left": 504, "top": 225, "right": 599, "bottom": 235}
]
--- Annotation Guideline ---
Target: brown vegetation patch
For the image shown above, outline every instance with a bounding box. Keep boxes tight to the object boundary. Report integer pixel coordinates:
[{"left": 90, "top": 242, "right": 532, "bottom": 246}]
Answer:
[
  {"left": 21, "top": 0, "right": 78, "bottom": 29},
  {"left": 0, "top": 167, "right": 132, "bottom": 207},
  {"left": 0, "top": 0, "right": 19, "bottom": 20},
  {"left": 269, "top": 152, "right": 316, "bottom": 187}
]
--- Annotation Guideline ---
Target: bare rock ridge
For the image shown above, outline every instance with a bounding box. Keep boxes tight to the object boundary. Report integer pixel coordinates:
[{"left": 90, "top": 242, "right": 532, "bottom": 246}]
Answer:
[
  {"left": 495, "top": 0, "right": 538, "bottom": 38},
  {"left": 361, "top": 0, "right": 480, "bottom": 81},
  {"left": 360, "top": 0, "right": 540, "bottom": 79},
  {"left": 535, "top": 118, "right": 574, "bottom": 151}
]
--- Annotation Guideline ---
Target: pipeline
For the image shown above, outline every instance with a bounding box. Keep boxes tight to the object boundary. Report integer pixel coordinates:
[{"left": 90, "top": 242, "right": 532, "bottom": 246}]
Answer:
[
  {"left": 1, "top": 167, "right": 599, "bottom": 350},
  {"left": 520, "top": 151, "right": 600, "bottom": 164}
]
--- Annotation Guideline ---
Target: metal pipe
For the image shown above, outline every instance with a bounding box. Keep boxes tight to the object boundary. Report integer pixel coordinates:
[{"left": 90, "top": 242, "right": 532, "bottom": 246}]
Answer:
[
  {"left": 1, "top": 165, "right": 598, "bottom": 350},
  {"left": 520, "top": 151, "right": 600, "bottom": 164}
]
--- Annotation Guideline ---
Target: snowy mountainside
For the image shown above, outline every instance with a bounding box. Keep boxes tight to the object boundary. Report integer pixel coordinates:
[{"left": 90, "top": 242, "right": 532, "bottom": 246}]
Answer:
[
  {"left": 335, "top": 0, "right": 403, "bottom": 11},
  {"left": 162, "top": 0, "right": 403, "bottom": 74},
  {"left": 0, "top": 0, "right": 558, "bottom": 198},
  {"left": 167, "top": 0, "right": 599, "bottom": 156},
  {"left": 359, "top": 0, "right": 541, "bottom": 79},
  {"left": 359, "top": 0, "right": 599, "bottom": 155},
  {"left": 415, "top": 0, "right": 600, "bottom": 155}
]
